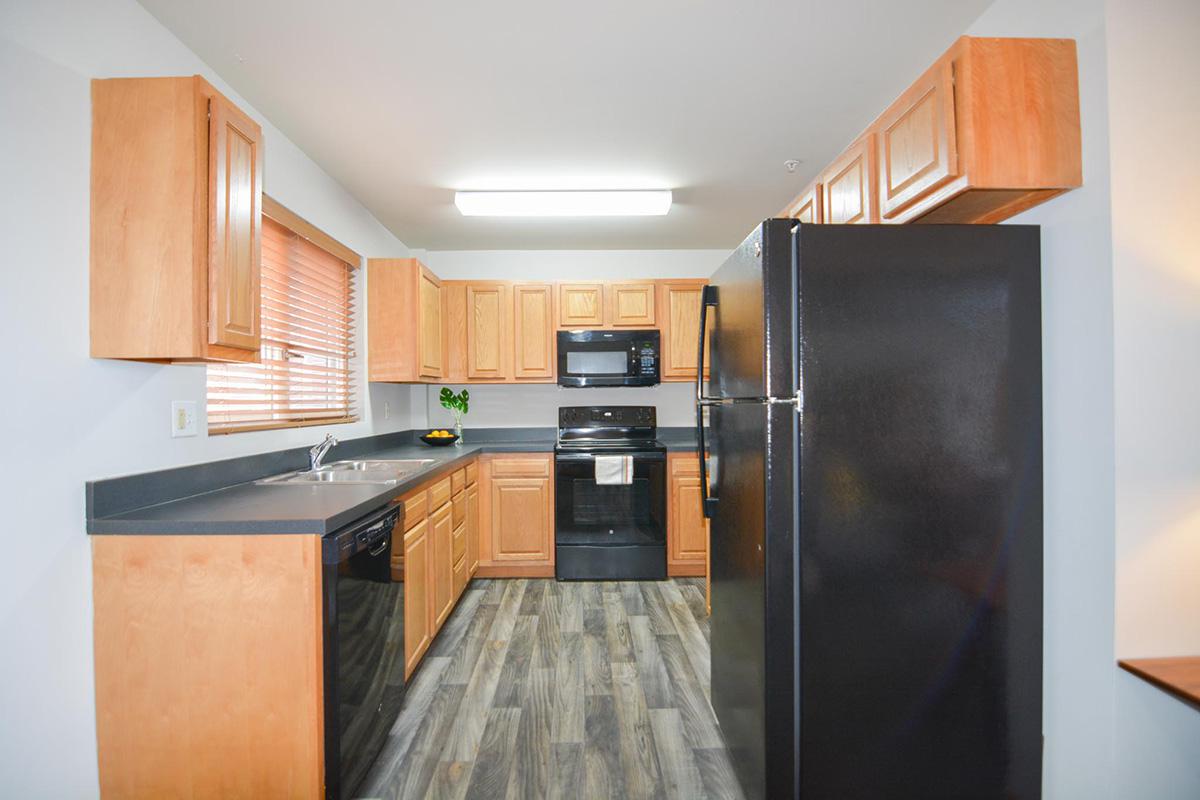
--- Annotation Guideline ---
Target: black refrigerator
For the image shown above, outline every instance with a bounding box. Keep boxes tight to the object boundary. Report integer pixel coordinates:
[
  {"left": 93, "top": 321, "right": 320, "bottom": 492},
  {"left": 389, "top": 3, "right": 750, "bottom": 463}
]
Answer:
[{"left": 698, "top": 221, "right": 1043, "bottom": 800}]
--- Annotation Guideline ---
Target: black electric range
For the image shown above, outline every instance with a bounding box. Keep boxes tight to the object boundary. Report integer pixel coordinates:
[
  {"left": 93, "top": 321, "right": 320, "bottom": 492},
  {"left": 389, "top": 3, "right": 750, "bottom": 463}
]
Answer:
[{"left": 554, "top": 406, "right": 667, "bottom": 580}]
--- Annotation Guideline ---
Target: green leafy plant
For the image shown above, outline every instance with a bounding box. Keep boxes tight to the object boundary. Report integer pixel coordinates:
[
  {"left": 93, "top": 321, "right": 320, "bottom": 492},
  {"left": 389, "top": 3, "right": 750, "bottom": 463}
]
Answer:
[{"left": 439, "top": 387, "right": 470, "bottom": 431}]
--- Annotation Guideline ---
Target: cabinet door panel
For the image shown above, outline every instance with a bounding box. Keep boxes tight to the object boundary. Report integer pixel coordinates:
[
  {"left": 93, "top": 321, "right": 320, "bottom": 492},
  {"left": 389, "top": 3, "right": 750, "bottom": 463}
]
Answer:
[
  {"left": 491, "top": 477, "right": 552, "bottom": 561},
  {"left": 513, "top": 284, "right": 554, "bottom": 379},
  {"left": 403, "top": 519, "right": 431, "bottom": 677},
  {"left": 822, "top": 135, "right": 877, "bottom": 225},
  {"left": 466, "top": 283, "right": 508, "bottom": 379},
  {"left": 466, "top": 483, "right": 480, "bottom": 575},
  {"left": 608, "top": 283, "right": 656, "bottom": 326},
  {"left": 431, "top": 504, "right": 454, "bottom": 628},
  {"left": 557, "top": 284, "right": 604, "bottom": 327},
  {"left": 208, "top": 94, "right": 262, "bottom": 351},
  {"left": 418, "top": 269, "right": 443, "bottom": 378},
  {"left": 788, "top": 182, "right": 822, "bottom": 223},
  {"left": 878, "top": 60, "right": 957, "bottom": 219},
  {"left": 660, "top": 283, "right": 710, "bottom": 379},
  {"left": 670, "top": 474, "right": 708, "bottom": 562}
]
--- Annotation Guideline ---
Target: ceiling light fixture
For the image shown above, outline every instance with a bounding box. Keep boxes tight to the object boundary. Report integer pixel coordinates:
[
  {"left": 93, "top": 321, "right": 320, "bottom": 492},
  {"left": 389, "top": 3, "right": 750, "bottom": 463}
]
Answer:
[{"left": 454, "top": 190, "right": 672, "bottom": 217}]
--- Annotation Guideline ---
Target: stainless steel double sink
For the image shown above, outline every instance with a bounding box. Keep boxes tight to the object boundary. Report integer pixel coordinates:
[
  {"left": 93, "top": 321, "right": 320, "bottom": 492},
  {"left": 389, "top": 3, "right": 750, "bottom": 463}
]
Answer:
[{"left": 256, "top": 459, "right": 436, "bottom": 485}]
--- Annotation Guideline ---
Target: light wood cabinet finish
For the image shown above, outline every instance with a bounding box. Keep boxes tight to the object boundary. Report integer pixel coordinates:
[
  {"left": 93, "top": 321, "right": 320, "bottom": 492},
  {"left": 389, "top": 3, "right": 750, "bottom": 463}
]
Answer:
[
  {"left": 557, "top": 284, "right": 605, "bottom": 328},
  {"left": 607, "top": 282, "right": 657, "bottom": 326},
  {"left": 658, "top": 281, "right": 711, "bottom": 380},
  {"left": 781, "top": 37, "right": 1081, "bottom": 226},
  {"left": 430, "top": 501, "right": 454, "bottom": 629},
  {"left": 207, "top": 94, "right": 263, "bottom": 350},
  {"left": 667, "top": 454, "right": 708, "bottom": 576},
  {"left": 822, "top": 134, "right": 878, "bottom": 225},
  {"left": 477, "top": 454, "right": 554, "bottom": 575},
  {"left": 877, "top": 59, "right": 957, "bottom": 219},
  {"left": 428, "top": 476, "right": 452, "bottom": 510},
  {"left": 452, "top": 487, "right": 466, "bottom": 527},
  {"left": 513, "top": 283, "right": 555, "bottom": 380},
  {"left": 466, "top": 482, "right": 480, "bottom": 575},
  {"left": 368, "top": 258, "right": 448, "bottom": 382},
  {"left": 93, "top": 534, "right": 323, "bottom": 797},
  {"left": 787, "top": 182, "right": 822, "bottom": 223},
  {"left": 466, "top": 283, "right": 510, "bottom": 380},
  {"left": 90, "top": 76, "right": 263, "bottom": 363},
  {"left": 404, "top": 517, "right": 432, "bottom": 677}
]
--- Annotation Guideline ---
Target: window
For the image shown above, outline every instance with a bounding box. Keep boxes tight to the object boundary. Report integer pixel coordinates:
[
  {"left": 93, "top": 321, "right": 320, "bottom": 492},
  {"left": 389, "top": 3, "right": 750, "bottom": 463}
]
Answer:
[{"left": 207, "top": 198, "right": 359, "bottom": 434}]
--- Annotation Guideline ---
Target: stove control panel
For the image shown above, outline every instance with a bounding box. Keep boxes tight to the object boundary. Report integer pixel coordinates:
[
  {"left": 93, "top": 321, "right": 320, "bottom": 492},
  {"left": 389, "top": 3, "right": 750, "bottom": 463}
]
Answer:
[{"left": 558, "top": 405, "right": 656, "bottom": 431}]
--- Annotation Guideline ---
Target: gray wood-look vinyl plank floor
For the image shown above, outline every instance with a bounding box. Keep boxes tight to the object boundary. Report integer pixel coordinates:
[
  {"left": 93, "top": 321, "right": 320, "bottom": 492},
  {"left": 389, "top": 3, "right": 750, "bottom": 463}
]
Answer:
[{"left": 357, "top": 578, "right": 742, "bottom": 800}]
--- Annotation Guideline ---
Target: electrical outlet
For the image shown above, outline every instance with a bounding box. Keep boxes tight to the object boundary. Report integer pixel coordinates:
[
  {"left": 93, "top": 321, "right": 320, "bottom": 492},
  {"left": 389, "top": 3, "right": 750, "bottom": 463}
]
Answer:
[{"left": 171, "top": 400, "right": 198, "bottom": 438}]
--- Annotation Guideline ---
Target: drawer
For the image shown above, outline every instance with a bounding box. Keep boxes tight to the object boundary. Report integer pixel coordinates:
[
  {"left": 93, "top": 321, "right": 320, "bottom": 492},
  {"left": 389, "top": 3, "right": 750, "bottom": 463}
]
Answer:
[
  {"left": 428, "top": 476, "right": 453, "bottom": 510},
  {"left": 490, "top": 455, "right": 551, "bottom": 478},
  {"left": 402, "top": 489, "right": 428, "bottom": 529},
  {"left": 452, "top": 491, "right": 466, "bottom": 527},
  {"left": 452, "top": 548, "right": 468, "bottom": 598},
  {"left": 452, "top": 520, "right": 466, "bottom": 564},
  {"left": 670, "top": 453, "right": 702, "bottom": 476},
  {"left": 451, "top": 468, "right": 466, "bottom": 495},
  {"left": 465, "top": 460, "right": 478, "bottom": 486}
]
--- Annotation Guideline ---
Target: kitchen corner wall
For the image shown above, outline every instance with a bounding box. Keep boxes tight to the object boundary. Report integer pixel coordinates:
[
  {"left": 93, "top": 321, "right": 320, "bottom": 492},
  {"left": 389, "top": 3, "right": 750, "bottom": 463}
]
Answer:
[
  {"left": 413, "top": 249, "right": 730, "bottom": 429},
  {"left": 0, "top": 1, "right": 414, "bottom": 795}
]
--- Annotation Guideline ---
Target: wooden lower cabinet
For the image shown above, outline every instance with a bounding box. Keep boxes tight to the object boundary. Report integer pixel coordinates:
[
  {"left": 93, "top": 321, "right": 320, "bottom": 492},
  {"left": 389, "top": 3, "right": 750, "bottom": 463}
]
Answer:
[
  {"left": 477, "top": 454, "right": 555, "bottom": 576},
  {"left": 466, "top": 482, "right": 480, "bottom": 575},
  {"left": 430, "top": 501, "right": 454, "bottom": 629},
  {"left": 403, "top": 518, "right": 432, "bottom": 676},
  {"left": 92, "top": 534, "right": 324, "bottom": 798},
  {"left": 668, "top": 453, "right": 709, "bottom": 577}
]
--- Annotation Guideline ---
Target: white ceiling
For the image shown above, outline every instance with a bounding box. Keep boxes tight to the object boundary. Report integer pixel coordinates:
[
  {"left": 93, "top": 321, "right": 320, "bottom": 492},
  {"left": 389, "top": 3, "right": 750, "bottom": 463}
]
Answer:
[{"left": 138, "top": 0, "right": 992, "bottom": 250}]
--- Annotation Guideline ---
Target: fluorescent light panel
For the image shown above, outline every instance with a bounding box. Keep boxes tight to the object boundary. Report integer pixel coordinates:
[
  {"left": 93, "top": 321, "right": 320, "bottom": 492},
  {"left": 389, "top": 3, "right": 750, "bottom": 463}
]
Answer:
[{"left": 454, "top": 190, "right": 672, "bottom": 217}]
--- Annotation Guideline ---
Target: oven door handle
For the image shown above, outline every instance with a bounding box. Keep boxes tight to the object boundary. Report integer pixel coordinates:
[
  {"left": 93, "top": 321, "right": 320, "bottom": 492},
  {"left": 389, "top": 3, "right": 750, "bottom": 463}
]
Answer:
[
  {"left": 697, "top": 284, "right": 720, "bottom": 519},
  {"left": 555, "top": 452, "right": 666, "bottom": 463}
]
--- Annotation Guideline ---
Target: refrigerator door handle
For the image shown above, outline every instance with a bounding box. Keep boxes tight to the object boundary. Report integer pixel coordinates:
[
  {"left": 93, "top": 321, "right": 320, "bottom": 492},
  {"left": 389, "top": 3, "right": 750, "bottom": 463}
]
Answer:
[{"left": 697, "top": 284, "right": 719, "bottom": 518}]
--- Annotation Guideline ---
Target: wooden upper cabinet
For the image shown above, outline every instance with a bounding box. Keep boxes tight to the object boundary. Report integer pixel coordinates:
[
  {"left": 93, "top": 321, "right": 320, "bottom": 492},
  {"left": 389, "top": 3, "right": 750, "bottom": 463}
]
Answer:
[
  {"left": 822, "top": 134, "right": 878, "bottom": 225},
  {"left": 608, "top": 282, "right": 657, "bottom": 326},
  {"left": 207, "top": 95, "right": 263, "bottom": 351},
  {"left": 877, "top": 59, "right": 957, "bottom": 219},
  {"left": 368, "top": 258, "right": 446, "bottom": 382},
  {"left": 90, "top": 75, "right": 263, "bottom": 362},
  {"left": 418, "top": 267, "right": 444, "bottom": 378},
  {"left": 659, "top": 281, "right": 710, "bottom": 380},
  {"left": 466, "top": 283, "right": 510, "bottom": 380},
  {"left": 513, "top": 283, "right": 554, "bottom": 380},
  {"left": 557, "top": 284, "right": 605, "bottom": 328},
  {"left": 788, "top": 182, "right": 822, "bottom": 223},
  {"left": 781, "top": 37, "right": 1082, "bottom": 225}
]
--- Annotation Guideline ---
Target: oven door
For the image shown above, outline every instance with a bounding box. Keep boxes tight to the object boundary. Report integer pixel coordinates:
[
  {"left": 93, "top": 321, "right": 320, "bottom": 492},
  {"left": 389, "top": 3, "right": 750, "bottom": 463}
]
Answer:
[{"left": 554, "top": 450, "right": 667, "bottom": 546}]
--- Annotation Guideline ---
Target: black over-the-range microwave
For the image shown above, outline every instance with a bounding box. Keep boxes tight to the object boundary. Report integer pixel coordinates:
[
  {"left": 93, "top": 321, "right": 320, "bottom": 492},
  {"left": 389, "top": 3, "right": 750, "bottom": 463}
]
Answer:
[{"left": 556, "top": 329, "right": 660, "bottom": 387}]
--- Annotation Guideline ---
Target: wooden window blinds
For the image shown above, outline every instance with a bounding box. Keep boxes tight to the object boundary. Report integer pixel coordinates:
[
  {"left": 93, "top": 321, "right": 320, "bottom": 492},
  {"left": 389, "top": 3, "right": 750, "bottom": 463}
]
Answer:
[{"left": 207, "top": 205, "right": 358, "bottom": 434}]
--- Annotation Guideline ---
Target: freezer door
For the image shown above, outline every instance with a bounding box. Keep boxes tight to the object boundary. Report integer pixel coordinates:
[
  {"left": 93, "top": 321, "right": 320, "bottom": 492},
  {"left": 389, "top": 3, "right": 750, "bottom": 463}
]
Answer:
[
  {"left": 708, "top": 399, "right": 798, "bottom": 800},
  {"left": 707, "top": 220, "right": 796, "bottom": 401}
]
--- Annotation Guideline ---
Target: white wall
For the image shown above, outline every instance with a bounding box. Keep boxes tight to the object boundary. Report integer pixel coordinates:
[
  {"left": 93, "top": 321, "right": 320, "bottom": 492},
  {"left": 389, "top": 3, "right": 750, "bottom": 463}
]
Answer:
[
  {"left": 0, "top": 1, "right": 412, "bottom": 794},
  {"left": 1106, "top": 0, "right": 1200, "bottom": 796},
  {"left": 416, "top": 249, "right": 729, "bottom": 430}
]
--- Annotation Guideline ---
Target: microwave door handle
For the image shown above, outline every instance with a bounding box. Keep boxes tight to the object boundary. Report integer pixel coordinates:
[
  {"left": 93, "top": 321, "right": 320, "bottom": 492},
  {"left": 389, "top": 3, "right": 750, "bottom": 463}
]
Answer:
[{"left": 697, "top": 285, "right": 719, "bottom": 518}]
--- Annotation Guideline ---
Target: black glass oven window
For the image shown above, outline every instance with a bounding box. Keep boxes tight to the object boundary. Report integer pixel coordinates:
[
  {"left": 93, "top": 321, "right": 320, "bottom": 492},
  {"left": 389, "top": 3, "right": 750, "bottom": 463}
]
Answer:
[
  {"left": 571, "top": 478, "right": 651, "bottom": 526},
  {"left": 566, "top": 350, "right": 628, "bottom": 375}
]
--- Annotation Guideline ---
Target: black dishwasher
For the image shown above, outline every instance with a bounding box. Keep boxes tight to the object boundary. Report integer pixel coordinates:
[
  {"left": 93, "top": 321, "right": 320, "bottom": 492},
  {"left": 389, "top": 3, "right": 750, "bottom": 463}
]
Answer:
[{"left": 321, "top": 503, "right": 405, "bottom": 799}]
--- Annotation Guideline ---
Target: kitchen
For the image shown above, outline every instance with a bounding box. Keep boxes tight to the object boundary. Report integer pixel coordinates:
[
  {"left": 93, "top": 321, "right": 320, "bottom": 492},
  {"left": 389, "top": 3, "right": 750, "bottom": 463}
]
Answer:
[{"left": 3, "top": 0, "right": 1200, "bottom": 798}]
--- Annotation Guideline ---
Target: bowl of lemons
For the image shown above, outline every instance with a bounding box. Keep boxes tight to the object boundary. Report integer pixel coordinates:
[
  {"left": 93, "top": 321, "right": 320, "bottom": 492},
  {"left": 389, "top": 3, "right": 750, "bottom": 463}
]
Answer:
[{"left": 420, "top": 429, "right": 459, "bottom": 447}]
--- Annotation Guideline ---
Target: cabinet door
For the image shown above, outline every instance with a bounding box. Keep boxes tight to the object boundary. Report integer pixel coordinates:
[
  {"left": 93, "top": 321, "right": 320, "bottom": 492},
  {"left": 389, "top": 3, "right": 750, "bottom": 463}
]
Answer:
[
  {"left": 557, "top": 284, "right": 604, "bottom": 328},
  {"left": 608, "top": 282, "right": 656, "bottom": 326},
  {"left": 466, "top": 283, "right": 509, "bottom": 379},
  {"left": 207, "top": 94, "right": 262, "bottom": 351},
  {"left": 660, "top": 282, "right": 710, "bottom": 379},
  {"left": 452, "top": 523, "right": 468, "bottom": 599},
  {"left": 821, "top": 134, "right": 878, "bottom": 225},
  {"left": 403, "top": 519, "right": 431, "bottom": 677},
  {"left": 513, "top": 283, "right": 554, "bottom": 379},
  {"left": 431, "top": 503, "right": 454, "bottom": 629},
  {"left": 669, "top": 471, "right": 708, "bottom": 566},
  {"left": 490, "top": 477, "right": 552, "bottom": 562},
  {"left": 466, "top": 482, "right": 480, "bottom": 575},
  {"left": 877, "top": 60, "right": 957, "bottom": 219},
  {"left": 418, "top": 267, "right": 443, "bottom": 378},
  {"left": 788, "top": 182, "right": 822, "bottom": 223}
]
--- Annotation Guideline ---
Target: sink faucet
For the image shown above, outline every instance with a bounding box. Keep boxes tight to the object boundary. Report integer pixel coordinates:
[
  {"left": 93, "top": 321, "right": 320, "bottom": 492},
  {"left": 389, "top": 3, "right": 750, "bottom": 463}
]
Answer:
[{"left": 309, "top": 433, "right": 340, "bottom": 471}]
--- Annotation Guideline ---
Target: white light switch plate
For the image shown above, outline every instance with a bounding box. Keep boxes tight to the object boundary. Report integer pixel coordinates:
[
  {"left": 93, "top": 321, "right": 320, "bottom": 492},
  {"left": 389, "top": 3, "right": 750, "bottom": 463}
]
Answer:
[{"left": 171, "top": 400, "right": 198, "bottom": 438}]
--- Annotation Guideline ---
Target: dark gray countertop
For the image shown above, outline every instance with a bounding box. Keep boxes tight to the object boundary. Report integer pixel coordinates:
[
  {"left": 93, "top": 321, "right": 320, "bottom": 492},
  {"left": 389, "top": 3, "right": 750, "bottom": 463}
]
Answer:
[{"left": 87, "top": 428, "right": 697, "bottom": 536}]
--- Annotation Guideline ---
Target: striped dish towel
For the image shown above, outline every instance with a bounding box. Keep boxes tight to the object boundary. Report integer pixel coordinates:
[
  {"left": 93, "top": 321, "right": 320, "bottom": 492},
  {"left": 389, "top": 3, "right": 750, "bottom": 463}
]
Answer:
[{"left": 594, "top": 455, "right": 633, "bottom": 485}]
